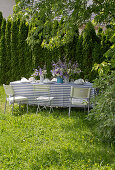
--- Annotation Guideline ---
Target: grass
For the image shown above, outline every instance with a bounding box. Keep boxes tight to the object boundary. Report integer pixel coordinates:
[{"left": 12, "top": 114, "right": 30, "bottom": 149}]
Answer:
[{"left": 0, "top": 86, "right": 115, "bottom": 169}]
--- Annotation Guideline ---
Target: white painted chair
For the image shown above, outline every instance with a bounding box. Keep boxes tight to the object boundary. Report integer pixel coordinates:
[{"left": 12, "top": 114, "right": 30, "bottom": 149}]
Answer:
[
  {"left": 3, "top": 84, "right": 28, "bottom": 114},
  {"left": 69, "top": 87, "right": 91, "bottom": 116},
  {"left": 33, "top": 84, "right": 54, "bottom": 113}
]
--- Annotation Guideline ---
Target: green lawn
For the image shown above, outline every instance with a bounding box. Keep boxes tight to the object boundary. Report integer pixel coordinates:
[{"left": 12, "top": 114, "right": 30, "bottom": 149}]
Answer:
[{"left": 0, "top": 86, "right": 115, "bottom": 169}]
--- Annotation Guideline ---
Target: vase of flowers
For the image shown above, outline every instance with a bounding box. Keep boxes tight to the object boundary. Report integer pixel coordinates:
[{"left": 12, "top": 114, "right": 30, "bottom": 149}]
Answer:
[
  {"left": 40, "top": 74, "right": 44, "bottom": 83},
  {"left": 51, "top": 60, "right": 64, "bottom": 83},
  {"left": 57, "top": 76, "right": 63, "bottom": 83},
  {"left": 51, "top": 58, "right": 81, "bottom": 83},
  {"left": 64, "top": 76, "right": 69, "bottom": 83},
  {"left": 31, "top": 66, "right": 47, "bottom": 82}
]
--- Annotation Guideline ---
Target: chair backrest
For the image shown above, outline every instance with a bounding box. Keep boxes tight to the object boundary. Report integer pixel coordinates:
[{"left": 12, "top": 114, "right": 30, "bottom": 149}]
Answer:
[
  {"left": 3, "top": 84, "right": 14, "bottom": 96},
  {"left": 33, "top": 84, "right": 50, "bottom": 96},
  {"left": 70, "top": 87, "right": 91, "bottom": 99}
]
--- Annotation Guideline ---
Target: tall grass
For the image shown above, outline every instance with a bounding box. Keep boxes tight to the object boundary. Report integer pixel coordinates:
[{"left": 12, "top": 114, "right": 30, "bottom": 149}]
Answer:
[{"left": 0, "top": 86, "right": 115, "bottom": 169}]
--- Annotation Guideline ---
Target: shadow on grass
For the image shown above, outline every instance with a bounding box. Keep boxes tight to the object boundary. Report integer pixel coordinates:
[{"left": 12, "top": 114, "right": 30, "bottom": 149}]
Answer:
[
  {"left": 30, "top": 145, "right": 115, "bottom": 169},
  {"left": 1, "top": 104, "right": 115, "bottom": 169}
]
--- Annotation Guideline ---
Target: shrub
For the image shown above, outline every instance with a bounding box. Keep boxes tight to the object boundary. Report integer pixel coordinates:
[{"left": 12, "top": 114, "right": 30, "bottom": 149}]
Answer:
[
  {"left": 88, "top": 34, "right": 115, "bottom": 143},
  {"left": 89, "top": 70, "right": 115, "bottom": 143}
]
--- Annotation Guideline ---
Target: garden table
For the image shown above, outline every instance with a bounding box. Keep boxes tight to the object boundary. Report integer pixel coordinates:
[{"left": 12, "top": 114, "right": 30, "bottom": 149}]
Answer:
[{"left": 10, "top": 81, "right": 95, "bottom": 108}]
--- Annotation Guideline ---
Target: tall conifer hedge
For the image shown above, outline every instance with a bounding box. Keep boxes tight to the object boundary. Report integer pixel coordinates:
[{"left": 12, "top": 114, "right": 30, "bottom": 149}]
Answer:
[
  {"left": 0, "top": 16, "right": 111, "bottom": 84},
  {"left": 18, "top": 20, "right": 31, "bottom": 79},
  {"left": 0, "top": 11, "right": 3, "bottom": 39},
  {"left": 0, "top": 18, "right": 6, "bottom": 84},
  {"left": 5, "top": 18, "right": 12, "bottom": 84},
  {"left": 82, "top": 22, "right": 99, "bottom": 81},
  {"left": 11, "top": 19, "right": 20, "bottom": 81}
]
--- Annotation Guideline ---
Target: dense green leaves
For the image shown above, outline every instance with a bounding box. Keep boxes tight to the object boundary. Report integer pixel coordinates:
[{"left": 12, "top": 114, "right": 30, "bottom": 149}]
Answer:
[
  {"left": 18, "top": 20, "right": 31, "bottom": 78},
  {"left": 11, "top": 19, "right": 20, "bottom": 81},
  {"left": 0, "top": 18, "right": 6, "bottom": 84},
  {"left": 5, "top": 18, "right": 12, "bottom": 84},
  {"left": 92, "top": 0, "right": 115, "bottom": 24},
  {"left": 0, "top": 11, "right": 3, "bottom": 38},
  {"left": 89, "top": 34, "right": 115, "bottom": 143},
  {"left": 13, "top": 0, "right": 92, "bottom": 48},
  {"left": 13, "top": 0, "right": 115, "bottom": 50},
  {"left": 80, "top": 22, "right": 100, "bottom": 81},
  {"left": 89, "top": 70, "right": 115, "bottom": 143}
]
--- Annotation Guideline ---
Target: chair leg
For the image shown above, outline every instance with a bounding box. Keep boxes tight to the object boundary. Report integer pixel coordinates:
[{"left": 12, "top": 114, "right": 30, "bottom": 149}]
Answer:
[
  {"left": 36, "top": 104, "right": 41, "bottom": 114},
  {"left": 42, "top": 105, "right": 47, "bottom": 110},
  {"left": 27, "top": 103, "right": 28, "bottom": 113},
  {"left": 50, "top": 106, "right": 54, "bottom": 113},
  {"left": 49, "top": 101, "right": 53, "bottom": 113},
  {"left": 68, "top": 105, "right": 71, "bottom": 116},
  {"left": 84, "top": 105, "right": 86, "bottom": 113},
  {"left": 19, "top": 103, "right": 21, "bottom": 111},
  {"left": 88, "top": 103, "right": 89, "bottom": 114},
  {"left": 12, "top": 103, "right": 14, "bottom": 114},
  {"left": 4, "top": 99, "right": 7, "bottom": 114},
  {"left": 49, "top": 105, "right": 54, "bottom": 113}
]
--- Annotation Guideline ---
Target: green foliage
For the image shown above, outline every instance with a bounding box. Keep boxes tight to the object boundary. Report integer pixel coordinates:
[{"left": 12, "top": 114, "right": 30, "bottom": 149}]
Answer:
[
  {"left": 81, "top": 22, "right": 100, "bottom": 81},
  {"left": 14, "top": 0, "right": 92, "bottom": 49},
  {"left": 76, "top": 34, "right": 83, "bottom": 70},
  {"left": 11, "top": 19, "right": 20, "bottom": 81},
  {"left": 92, "top": 0, "right": 115, "bottom": 24},
  {"left": 18, "top": 19, "right": 32, "bottom": 78},
  {"left": 0, "top": 18, "right": 6, "bottom": 84},
  {"left": 13, "top": 0, "right": 114, "bottom": 51},
  {"left": 89, "top": 35, "right": 115, "bottom": 143},
  {"left": 0, "top": 11, "right": 3, "bottom": 38},
  {"left": 101, "top": 34, "right": 113, "bottom": 59},
  {"left": 89, "top": 70, "right": 115, "bottom": 143},
  {"left": 5, "top": 18, "right": 12, "bottom": 84},
  {"left": 15, "top": 0, "right": 21, "bottom": 4}
]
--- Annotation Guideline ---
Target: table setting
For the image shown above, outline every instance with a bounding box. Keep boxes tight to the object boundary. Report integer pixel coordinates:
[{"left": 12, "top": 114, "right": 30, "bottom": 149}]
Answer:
[{"left": 10, "top": 58, "right": 94, "bottom": 107}]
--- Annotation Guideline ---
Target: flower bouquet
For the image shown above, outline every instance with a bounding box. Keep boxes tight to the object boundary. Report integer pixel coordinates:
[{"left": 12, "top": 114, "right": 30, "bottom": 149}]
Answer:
[
  {"left": 51, "top": 59, "right": 81, "bottom": 83},
  {"left": 31, "top": 66, "right": 47, "bottom": 82}
]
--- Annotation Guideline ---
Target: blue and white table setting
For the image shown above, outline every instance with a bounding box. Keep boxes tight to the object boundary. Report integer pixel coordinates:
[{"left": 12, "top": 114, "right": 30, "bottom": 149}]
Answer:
[{"left": 10, "top": 77, "right": 95, "bottom": 108}]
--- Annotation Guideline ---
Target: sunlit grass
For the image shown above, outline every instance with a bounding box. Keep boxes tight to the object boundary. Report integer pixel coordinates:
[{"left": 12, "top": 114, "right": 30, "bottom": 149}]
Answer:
[{"left": 0, "top": 86, "right": 115, "bottom": 169}]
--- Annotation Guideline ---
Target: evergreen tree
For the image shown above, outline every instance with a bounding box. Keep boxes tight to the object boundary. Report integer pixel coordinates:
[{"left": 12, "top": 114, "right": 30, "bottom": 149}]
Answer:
[
  {"left": 0, "top": 18, "right": 6, "bottom": 84},
  {"left": 18, "top": 19, "right": 30, "bottom": 78},
  {"left": 66, "top": 27, "right": 79, "bottom": 62},
  {"left": 76, "top": 34, "right": 83, "bottom": 71},
  {"left": 11, "top": 19, "right": 20, "bottom": 81},
  {"left": 5, "top": 18, "right": 12, "bottom": 84},
  {"left": 0, "top": 11, "right": 3, "bottom": 39},
  {"left": 0, "top": 12, "right": 3, "bottom": 83},
  {"left": 82, "top": 21, "right": 99, "bottom": 81}
]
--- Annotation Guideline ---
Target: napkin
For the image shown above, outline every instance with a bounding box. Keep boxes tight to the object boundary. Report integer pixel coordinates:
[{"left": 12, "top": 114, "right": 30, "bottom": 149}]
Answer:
[
  {"left": 74, "top": 79, "right": 84, "bottom": 84},
  {"left": 43, "top": 78, "right": 50, "bottom": 83},
  {"left": 21, "top": 77, "right": 30, "bottom": 82},
  {"left": 51, "top": 78, "right": 57, "bottom": 82}
]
